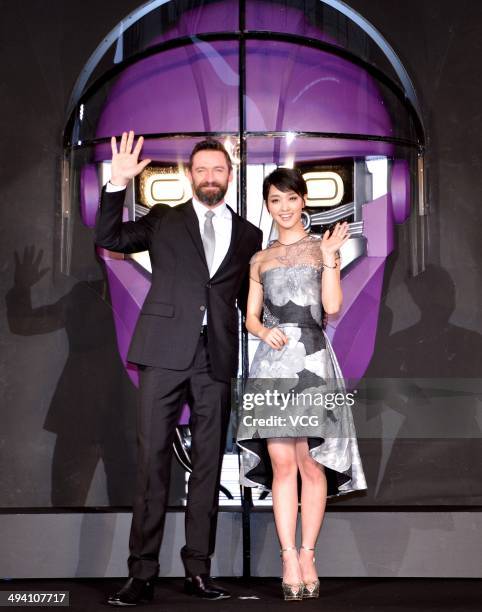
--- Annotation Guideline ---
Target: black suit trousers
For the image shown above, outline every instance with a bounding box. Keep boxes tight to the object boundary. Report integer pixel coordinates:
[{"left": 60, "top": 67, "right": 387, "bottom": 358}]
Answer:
[{"left": 127, "top": 333, "right": 230, "bottom": 579}]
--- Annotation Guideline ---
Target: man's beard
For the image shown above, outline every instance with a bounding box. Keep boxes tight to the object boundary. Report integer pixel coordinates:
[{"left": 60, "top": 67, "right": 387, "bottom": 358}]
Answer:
[{"left": 193, "top": 181, "right": 228, "bottom": 206}]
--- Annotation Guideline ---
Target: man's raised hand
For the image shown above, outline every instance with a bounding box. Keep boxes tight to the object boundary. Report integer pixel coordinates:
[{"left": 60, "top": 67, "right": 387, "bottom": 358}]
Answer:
[{"left": 110, "top": 130, "right": 151, "bottom": 187}]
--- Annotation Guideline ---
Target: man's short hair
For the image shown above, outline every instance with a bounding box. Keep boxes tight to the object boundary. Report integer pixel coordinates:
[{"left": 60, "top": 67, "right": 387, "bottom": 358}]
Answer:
[{"left": 188, "top": 138, "right": 232, "bottom": 172}]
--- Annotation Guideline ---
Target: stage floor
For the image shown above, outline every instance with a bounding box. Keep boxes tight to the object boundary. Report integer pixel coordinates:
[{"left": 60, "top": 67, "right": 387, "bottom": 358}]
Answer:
[{"left": 1, "top": 578, "right": 480, "bottom": 611}]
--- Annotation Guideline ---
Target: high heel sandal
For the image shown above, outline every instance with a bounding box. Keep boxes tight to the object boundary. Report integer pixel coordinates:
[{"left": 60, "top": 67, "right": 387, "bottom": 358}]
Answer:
[
  {"left": 299, "top": 545, "right": 320, "bottom": 599},
  {"left": 280, "top": 547, "right": 304, "bottom": 601}
]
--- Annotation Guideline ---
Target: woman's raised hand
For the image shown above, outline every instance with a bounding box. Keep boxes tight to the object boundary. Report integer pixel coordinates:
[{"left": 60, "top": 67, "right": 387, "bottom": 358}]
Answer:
[
  {"left": 320, "top": 221, "right": 350, "bottom": 258},
  {"left": 260, "top": 326, "right": 289, "bottom": 350},
  {"left": 110, "top": 130, "right": 151, "bottom": 187}
]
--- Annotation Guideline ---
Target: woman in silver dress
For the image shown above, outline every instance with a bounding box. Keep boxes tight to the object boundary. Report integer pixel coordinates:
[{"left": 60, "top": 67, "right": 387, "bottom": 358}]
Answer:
[{"left": 236, "top": 168, "right": 367, "bottom": 600}]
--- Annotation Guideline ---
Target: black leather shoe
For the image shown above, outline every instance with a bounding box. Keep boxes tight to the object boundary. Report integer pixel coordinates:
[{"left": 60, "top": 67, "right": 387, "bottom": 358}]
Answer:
[
  {"left": 184, "top": 574, "right": 231, "bottom": 600},
  {"left": 107, "top": 577, "right": 154, "bottom": 606}
]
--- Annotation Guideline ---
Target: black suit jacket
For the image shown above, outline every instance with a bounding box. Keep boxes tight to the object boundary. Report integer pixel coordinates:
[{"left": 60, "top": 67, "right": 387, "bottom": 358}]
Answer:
[{"left": 95, "top": 187, "right": 263, "bottom": 382}]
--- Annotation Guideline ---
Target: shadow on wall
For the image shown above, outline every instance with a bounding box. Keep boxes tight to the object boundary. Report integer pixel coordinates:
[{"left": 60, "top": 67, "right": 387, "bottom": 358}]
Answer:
[
  {"left": 362, "top": 262, "right": 482, "bottom": 505},
  {"left": 340, "top": 263, "right": 482, "bottom": 575},
  {"left": 370, "top": 263, "right": 482, "bottom": 378},
  {"left": 5, "top": 246, "right": 138, "bottom": 506}
]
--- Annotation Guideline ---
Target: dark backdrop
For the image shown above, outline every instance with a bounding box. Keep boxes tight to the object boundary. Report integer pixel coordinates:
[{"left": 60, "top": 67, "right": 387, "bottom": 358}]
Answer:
[{"left": 0, "top": 0, "right": 481, "bottom": 508}]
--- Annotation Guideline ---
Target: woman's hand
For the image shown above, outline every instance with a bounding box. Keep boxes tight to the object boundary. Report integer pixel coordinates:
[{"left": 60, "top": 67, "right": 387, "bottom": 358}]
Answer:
[
  {"left": 259, "top": 326, "right": 288, "bottom": 350},
  {"left": 110, "top": 130, "right": 151, "bottom": 187},
  {"left": 321, "top": 221, "right": 350, "bottom": 261},
  {"left": 320, "top": 222, "right": 346, "bottom": 314}
]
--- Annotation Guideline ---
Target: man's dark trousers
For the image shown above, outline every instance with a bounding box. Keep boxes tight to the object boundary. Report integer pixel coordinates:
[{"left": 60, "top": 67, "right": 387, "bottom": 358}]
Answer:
[{"left": 127, "top": 331, "right": 230, "bottom": 580}]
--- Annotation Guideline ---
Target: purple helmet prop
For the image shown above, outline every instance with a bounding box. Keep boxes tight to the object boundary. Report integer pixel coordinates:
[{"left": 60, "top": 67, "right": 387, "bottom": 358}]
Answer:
[{"left": 63, "top": 0, "right": 425, "bottom": 439}]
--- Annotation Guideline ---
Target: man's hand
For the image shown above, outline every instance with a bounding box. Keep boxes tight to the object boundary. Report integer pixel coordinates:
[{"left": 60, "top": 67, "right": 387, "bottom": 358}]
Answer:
[{"left": 110, "top": 130, "right": 151, "bottom": 187}]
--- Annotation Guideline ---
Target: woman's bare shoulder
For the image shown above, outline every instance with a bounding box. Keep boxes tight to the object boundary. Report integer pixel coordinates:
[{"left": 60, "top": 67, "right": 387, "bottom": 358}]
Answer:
[{"left": 249, "top": 246, "right": 277, "bottom": 265}]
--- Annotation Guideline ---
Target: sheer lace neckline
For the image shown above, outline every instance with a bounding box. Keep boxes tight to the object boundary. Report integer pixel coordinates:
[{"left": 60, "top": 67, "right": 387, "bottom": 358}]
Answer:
[
  {"left": 270, "top": 233, "right": 310, "bottom": 247},
  {"left": 251, "top": 234, "right": 323, "bottom": 278},
  {"left": 266, "top": 234, "right": 316, "bottom": 250}
]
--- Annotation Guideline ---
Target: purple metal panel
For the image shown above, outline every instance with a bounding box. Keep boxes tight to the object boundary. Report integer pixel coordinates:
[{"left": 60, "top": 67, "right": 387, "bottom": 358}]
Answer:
[
  {"left": 327, "top": 257, "right": 386, "bottom": 382},
  {"left": 79, "top": 164, "right": 99, "bottom": 228},
  {"left": 103, "top": 257, "right": 150, "bottom": 386},
  {"left": 246, "top": 137, "right": 394, "bottom": 164},
  {"left": 327, "top": 194, "right": 394, "bottom": 381},
  {"left": 362, "top": 194, "right": 395, "bottom": 258},
  {"left": 96, "top": 42, "right": 239, "bottom": 139},
  {"left": 391, "top": 159, "right": 411, "bottom": 223},
  {"left": 246, "top": 40, "right": 392, "bottom": 136}
]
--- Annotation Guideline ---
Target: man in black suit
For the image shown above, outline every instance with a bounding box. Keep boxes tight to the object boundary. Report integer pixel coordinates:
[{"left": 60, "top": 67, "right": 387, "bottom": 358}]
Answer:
[{"left": 95, "top": 131, "right": 262, "bottom": 605}]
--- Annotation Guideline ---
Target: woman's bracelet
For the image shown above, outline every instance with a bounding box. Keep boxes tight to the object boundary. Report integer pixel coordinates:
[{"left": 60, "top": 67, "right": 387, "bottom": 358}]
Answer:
[{"left": 321, "top": 249, "right": 341, "bottom": 268}]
